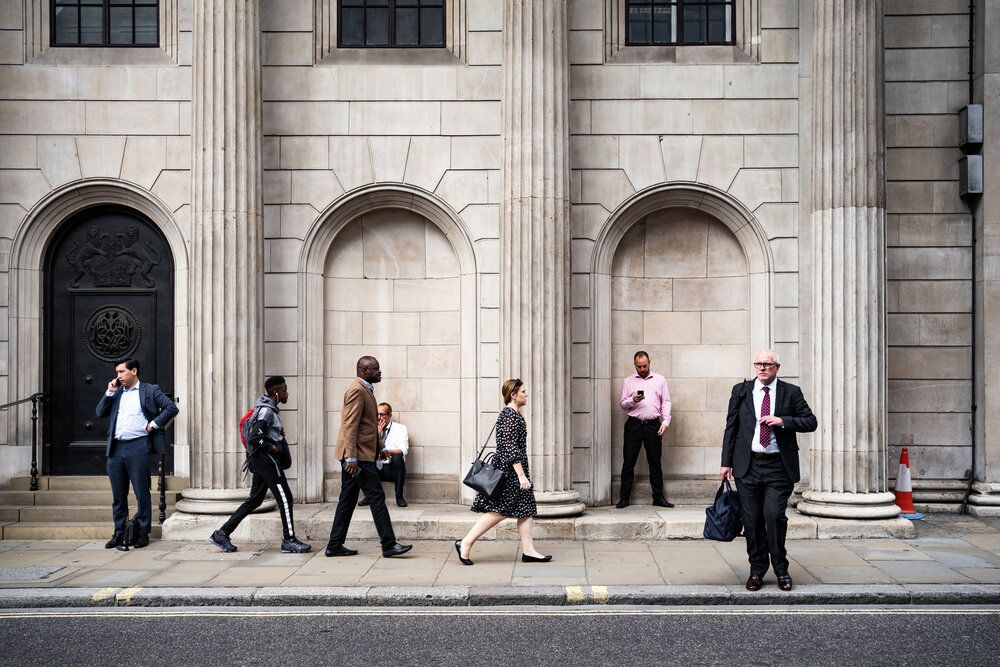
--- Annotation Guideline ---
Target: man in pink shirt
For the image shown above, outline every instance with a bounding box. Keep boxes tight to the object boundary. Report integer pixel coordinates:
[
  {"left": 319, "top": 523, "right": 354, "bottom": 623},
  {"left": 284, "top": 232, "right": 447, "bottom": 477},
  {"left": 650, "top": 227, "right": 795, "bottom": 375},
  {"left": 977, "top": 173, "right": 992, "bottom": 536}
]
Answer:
[{"left": 617, "top": 351, "right": 673, "bottom": 509}]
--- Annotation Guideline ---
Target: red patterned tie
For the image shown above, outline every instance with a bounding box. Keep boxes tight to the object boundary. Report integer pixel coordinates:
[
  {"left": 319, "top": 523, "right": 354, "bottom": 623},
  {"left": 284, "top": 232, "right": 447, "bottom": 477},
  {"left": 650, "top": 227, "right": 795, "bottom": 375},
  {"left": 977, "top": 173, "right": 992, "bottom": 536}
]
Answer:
[{"left": 760, "top": 386, "right": 771, "bottom": 448}]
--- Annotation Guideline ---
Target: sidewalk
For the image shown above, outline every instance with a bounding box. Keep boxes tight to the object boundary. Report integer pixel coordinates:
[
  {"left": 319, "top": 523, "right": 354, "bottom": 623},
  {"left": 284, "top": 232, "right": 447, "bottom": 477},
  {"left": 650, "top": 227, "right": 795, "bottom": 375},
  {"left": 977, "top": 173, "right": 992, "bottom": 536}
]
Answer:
[{"left": 1, "top": 514, "right": 999, "bottom": 608}]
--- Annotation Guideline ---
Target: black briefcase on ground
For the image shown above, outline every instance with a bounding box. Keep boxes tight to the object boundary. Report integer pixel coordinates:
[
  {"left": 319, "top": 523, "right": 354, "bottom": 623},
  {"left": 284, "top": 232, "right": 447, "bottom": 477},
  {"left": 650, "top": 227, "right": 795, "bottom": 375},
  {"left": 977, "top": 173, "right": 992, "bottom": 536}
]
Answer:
[
  {"left": 116, "top": 515, "right": 142, "bottom": 552},
  {"left": 703, "top": 479, "right": 743, "bottom": 541},
  {"left": 463, "top": 420, "right": 506, "bottom": 499}
]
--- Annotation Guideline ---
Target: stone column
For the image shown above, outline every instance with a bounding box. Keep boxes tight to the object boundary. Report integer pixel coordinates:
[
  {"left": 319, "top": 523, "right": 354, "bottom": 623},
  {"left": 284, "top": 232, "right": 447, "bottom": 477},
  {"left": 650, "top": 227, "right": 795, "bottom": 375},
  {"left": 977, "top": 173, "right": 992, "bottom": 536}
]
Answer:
[
  {"left": 174, "top": 0, "right": 269, "bottom": 516},
  {"left": 796, "top": 0, "right": 900, "bottom": 520},
  {"left": 499, "top": 0, "right": 584, "bottom": 517}
]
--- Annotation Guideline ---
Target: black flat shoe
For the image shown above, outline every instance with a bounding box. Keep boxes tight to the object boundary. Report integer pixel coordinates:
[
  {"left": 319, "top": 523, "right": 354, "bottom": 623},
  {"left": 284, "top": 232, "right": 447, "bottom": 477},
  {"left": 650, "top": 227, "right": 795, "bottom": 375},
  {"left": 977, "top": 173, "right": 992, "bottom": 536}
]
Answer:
[
  {"left": 357, "top": 497, "right": 372, "bottom": 507},
  {"left": 521, "top": 554, "right": 553, "bottom": 563},
  {"left": 104, "top": 531, "right": 123, "bottom": 549},
  {"left": 396, "top": 498, "right": 408, "bottom": 507},
  {"left": 382, "top": 542, "right": 413, "bottom": 558},
  {"left": 454, "top": 540, "right": 473, "bottom": 566},
  {"left": 652, "top": 498, "right": 674, "bottom": 508},
  {"left": 615, "top": 499, "right": 629, "bottom": 509},
  {"left": 325, "top": 545, "right": 359, "bottom": 557}
]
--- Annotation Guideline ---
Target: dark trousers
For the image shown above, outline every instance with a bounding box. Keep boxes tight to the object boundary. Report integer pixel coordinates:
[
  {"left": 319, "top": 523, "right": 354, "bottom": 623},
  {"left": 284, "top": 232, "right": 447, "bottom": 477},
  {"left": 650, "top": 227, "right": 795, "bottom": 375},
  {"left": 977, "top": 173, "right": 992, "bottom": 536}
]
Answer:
[
  {"left": 328, "top": 460, "right": 397, "bottom": 550},
  {"left": 221, "top": 451, "right": 296, "bottom": 540},
  {"left": 736, "top": 456, "right": 794, "bottom": 576},
  {"left": 107, "top": 437, "right": 152, "bottom": 535},
  {"left": 619, "top": 417, "right": 664, "bottom": 502},
  {"left": 372, "top": 454, "right": 407, "bottom": 500}
]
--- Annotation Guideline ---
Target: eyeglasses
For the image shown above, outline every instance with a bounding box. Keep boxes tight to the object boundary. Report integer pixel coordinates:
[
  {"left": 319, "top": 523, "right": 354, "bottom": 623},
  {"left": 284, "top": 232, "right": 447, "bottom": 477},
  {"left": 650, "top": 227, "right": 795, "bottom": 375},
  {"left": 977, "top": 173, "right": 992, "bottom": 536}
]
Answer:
[
  {"left": 378, "top": 412, "right": 390, "bottom": 417},
  {"left": 753, "top": 362, "right": 778, "bottom": 369}
]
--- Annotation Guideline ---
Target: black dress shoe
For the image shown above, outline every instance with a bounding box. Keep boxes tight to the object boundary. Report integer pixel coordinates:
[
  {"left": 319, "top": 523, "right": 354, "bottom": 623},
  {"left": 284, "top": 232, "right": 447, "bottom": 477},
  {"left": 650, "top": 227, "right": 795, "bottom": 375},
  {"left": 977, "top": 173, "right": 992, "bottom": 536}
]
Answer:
[
  {"left": 615, "top": 499, "right": 630, "bottom": 509},
  {"left": 454, "top": 540, "right": 473, "bottom": 566},
  {"left": 358, "top": 497, "right": 372, "bottom": 507},
  {"left": 521, "top": 554, "right": 553, "bottom": 563},
  {"left": 382, "top": 542, "right": 413, "bottom": 558},
  {"left": 652, "top": 498, "right": 674, "bottom": 508},
  {"left": 396, "top": 498, "right": 408, "bottom": 507},
  {"left": 777, "top": 574, "right": 793, "bottom": 591},
  {"left": 134, "top": 533, "right": 150, "bottom": 548},
  {"left": 324, "top": 545, "right": 359, "bottom": 557},
  {"left": 104, "top": 531, "right": 123, "bottom": 549},
  {"left": 745, "top": 574, "right": 763, "bottom": 591},
  {"left": 209, "top": 529, "right": 238, "bottom": 553}
]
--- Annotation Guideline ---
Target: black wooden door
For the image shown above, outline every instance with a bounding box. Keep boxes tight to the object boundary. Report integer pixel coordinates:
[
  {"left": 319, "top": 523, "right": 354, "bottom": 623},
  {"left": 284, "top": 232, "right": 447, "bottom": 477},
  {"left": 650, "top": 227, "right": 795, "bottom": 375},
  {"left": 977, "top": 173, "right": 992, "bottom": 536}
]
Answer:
[{"left": 45, "top": 208, "right": 174, "bottom": 475}]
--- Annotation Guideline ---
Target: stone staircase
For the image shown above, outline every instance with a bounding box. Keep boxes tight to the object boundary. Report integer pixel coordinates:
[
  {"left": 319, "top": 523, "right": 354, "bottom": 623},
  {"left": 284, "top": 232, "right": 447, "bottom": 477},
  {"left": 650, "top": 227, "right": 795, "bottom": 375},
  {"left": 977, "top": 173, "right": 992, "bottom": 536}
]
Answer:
[{"left": 0, "top": 475, "right": 188, "bottom": 540}]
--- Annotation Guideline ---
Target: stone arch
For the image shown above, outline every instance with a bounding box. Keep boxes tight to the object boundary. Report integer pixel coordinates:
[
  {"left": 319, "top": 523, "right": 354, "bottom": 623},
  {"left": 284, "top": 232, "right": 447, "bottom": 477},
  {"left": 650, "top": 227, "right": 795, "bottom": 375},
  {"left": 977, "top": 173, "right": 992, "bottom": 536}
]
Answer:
[
  {"left": 297, "top": 183, "right": 478, "bottom": 503},
  {"left": 589, "top": 182, "right": 774, "bottom": 506},
  {"left": 5, "top": 178, "right": 189, "bottom": 479}
]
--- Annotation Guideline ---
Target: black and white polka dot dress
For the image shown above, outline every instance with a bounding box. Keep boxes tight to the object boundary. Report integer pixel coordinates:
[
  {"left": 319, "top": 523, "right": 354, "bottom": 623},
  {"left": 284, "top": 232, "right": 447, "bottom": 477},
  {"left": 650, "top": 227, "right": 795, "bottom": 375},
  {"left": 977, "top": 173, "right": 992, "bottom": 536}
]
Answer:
[{"left": 471, "top": 407, "right": 537, "bottom": 518}]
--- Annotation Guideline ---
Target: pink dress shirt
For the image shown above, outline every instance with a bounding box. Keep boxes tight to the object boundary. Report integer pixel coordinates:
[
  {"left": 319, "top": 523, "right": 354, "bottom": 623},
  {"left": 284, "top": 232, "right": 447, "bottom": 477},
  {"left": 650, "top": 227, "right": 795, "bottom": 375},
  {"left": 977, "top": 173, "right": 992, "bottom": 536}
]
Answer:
[{"left": 620, "top": 372, "right": 672, "bottom": 426}]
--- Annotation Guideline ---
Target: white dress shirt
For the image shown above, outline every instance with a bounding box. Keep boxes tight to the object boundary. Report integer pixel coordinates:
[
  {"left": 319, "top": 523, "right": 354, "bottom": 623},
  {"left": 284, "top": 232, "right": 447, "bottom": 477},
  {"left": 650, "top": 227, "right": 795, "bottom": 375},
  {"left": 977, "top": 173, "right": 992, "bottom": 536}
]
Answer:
[
  {"left": 751, "top": 378, "right": 779, "bottom": 454},
  {"left": 108, "top": 381, "right": 153, "bottom": 440},
  {"left": 376, "top": 421, "right": 409, "bottom": 469}
]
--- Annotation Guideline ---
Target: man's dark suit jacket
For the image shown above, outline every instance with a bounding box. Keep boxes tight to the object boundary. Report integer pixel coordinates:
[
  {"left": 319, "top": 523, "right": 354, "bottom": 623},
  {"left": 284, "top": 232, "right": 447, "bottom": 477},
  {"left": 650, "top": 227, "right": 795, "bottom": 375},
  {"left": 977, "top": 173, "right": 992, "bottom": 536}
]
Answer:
[
  {"left": 95, "top": 382, "right": 179, "bottom": 456},
  {"left": 721, "top": 379, "right": 817, "bottom": 483}
]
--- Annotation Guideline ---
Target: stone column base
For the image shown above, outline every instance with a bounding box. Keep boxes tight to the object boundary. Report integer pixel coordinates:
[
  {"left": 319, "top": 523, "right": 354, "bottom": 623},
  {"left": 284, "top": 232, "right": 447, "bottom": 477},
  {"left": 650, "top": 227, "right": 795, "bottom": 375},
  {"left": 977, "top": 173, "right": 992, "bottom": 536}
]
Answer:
[
  {"left": 967, "top": 482, "right": 1000, "bottom": 516},
  {"left": 796, "top": 490, "right": 901, "bottom": 519},
  {"left": 534, "top": 490, "right": 586, "bottom": 518},
  {"left": 174, "top": 487, "right": 276, "bottom": 515}
]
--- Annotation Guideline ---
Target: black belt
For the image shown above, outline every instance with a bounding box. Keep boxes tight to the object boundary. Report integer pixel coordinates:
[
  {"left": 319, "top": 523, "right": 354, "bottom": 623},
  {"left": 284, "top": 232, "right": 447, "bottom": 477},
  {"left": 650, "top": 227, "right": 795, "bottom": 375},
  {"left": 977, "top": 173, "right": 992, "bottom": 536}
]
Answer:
[
  {"left": 627, "top": 416, "right": 661, "bottom": 425},
  {"left": 113, "top": 436, "right": 147, "bottom": 444},
  {"left": 752, "top": 452, "right": 781, "bottom": 461}
]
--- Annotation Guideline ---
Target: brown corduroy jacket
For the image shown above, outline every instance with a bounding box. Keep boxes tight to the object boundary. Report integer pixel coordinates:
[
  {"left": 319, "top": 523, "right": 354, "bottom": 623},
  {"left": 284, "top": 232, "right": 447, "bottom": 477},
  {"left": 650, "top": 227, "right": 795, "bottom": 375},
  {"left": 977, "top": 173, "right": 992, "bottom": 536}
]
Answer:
[{"left": 334, "top": 378, "right": 380, "bottom": 462}]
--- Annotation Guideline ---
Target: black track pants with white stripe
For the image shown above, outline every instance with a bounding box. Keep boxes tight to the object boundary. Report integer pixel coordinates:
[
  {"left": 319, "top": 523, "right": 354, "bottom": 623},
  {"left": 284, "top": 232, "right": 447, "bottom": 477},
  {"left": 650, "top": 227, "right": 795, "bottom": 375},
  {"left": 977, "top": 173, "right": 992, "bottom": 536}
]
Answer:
[{"left": 222, "top": 450, "right": 295, "bottom": 540}]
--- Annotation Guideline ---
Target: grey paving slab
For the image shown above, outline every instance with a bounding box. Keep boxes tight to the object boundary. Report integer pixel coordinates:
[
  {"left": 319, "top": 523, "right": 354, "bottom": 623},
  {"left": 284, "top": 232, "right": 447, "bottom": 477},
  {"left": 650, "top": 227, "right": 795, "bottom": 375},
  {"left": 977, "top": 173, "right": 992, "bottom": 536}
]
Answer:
[
  {"left": 800, "top": 565, "right": 897, "bottom": 584},
  {"left": 205, "top": 565, "right": 300, "bottom": 587},
  {"left": 872, "top": 560, "right": 975, "bottom": 584},
  {"left": 918, "top": 547, "right": 999, "bottom": 569},
  {"left": 956, "top": 567, "right": 1000, "bottom": 583},
  {"left": 0, "top": 565, "right": 65, "bottom": 582},
  {"left": 60, "top": 568, "right": 161, "bottom": 587}
]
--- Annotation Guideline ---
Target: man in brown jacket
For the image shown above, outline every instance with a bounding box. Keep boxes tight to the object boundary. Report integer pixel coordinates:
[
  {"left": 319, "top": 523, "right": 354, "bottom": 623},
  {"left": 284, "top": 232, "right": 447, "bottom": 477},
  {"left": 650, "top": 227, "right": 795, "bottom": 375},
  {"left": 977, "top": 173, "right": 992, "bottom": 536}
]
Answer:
[{"left": 325, "top": 355, "right": 412, "bottom": 558}]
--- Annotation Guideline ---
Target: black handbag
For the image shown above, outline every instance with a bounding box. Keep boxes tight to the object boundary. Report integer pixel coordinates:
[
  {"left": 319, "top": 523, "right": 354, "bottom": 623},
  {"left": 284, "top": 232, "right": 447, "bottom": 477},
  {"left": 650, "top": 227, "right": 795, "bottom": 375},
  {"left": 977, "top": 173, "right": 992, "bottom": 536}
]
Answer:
[
  {"left": 703, "top": 478, "right": 744, "bottom": 541},
  {"left": 463, "top": 420, "right": 507, "bottom": 499}
]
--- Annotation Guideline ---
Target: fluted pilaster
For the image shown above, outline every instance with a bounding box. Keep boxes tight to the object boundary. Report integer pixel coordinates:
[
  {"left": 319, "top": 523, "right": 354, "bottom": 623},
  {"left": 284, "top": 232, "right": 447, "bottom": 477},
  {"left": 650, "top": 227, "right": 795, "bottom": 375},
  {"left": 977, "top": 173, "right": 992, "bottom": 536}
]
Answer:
[
  {"left": 178, "top": 0, "right": 265, "bottom": 512},
  {"left": 797, "top": 0, "right": 898, "bottom": 519},
  {"left": 500, "top": 0, "right": 583, "bottom": 517}
]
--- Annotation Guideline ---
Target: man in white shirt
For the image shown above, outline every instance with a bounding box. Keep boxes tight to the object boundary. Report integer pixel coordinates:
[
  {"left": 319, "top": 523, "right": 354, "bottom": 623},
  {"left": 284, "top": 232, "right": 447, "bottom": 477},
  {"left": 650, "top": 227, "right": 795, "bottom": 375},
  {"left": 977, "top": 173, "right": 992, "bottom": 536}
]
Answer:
[{"left": 359, "top": 402, "right": 410, "bottom": 508}]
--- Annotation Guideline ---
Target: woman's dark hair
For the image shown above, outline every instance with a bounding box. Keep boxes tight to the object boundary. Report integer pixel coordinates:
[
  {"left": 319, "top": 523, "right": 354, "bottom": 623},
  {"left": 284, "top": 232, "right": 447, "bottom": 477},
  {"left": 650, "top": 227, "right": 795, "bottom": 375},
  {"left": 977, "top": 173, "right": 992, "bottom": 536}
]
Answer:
[{"left": 501, "top": 378, "right": 523, "bottom": 405}]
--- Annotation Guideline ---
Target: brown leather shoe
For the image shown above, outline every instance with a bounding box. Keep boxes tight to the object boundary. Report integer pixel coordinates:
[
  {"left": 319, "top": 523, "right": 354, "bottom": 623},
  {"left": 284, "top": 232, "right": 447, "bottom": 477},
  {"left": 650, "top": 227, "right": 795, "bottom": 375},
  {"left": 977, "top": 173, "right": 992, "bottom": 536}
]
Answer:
[
  {"left": 777, "top": 574, "right": 793, "bottom": 591},
  {"left": 745, "top": 574, "right": 763, "bottom": 591}
]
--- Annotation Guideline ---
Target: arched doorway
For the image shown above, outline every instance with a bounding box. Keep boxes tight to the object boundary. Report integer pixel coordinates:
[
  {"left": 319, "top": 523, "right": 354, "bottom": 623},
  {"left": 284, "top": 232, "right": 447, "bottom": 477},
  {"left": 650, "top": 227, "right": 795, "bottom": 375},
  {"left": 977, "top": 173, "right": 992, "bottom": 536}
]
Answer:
[{"left": 44, "top": 207, "right": 175, "bottom": 475}]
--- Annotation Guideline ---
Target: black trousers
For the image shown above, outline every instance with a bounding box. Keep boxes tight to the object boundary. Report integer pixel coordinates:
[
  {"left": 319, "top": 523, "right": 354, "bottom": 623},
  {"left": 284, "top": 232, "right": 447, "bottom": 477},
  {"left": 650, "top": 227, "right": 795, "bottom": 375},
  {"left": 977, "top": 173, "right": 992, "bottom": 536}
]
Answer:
[
  {"left": 328, "top": 460, "right": 397, "bottom": 550},
  {"left": 221, "top": 450, "right": 296, "bottom": 540},
  {"left": 736, "top": 456, "right": 794, "bottom": 576},
  {"left": 619, "top": 417, "right": 664, "bottom": 502},
  {"left": 107, "top": 437, "right": 152, "bottom": 534},
  {"left": 369, "top": 454, "right": 406, "bottom": 500}
]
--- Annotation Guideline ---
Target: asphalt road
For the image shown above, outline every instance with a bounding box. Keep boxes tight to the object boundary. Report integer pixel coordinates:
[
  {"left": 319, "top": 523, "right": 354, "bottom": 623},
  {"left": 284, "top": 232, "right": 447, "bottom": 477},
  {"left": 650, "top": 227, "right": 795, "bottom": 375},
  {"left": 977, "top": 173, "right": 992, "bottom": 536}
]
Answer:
[{"left": 0, "top": 606, "right": 997, "bottom": 666}]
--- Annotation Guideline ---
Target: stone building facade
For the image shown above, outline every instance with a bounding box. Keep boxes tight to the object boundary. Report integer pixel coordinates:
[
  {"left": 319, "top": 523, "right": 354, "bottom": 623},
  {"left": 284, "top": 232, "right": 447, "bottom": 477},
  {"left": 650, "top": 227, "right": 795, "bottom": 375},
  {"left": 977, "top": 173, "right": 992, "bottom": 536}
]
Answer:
[{"left": 0, "top": 0, "right": 998, "bottom": 520}]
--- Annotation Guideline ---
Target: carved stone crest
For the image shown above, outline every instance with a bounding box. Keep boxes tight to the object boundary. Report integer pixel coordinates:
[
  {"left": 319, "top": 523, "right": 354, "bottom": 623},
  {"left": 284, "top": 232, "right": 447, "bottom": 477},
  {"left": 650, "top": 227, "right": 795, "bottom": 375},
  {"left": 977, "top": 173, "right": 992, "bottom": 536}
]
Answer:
[{"left": 66, "top": 226, "right": 161, "bottom": 288}]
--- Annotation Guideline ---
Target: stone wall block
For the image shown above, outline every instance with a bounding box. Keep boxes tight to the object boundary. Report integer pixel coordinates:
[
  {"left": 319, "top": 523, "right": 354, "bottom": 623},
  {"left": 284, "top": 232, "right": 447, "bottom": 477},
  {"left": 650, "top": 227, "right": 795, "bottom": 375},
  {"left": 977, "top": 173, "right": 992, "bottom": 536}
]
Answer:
[
  {"left": 696, "top": 136, "right": 744, "bottom": 190},
  {"left": 670, "top": 345, "right": 749, "bottom": 378},
  {"left": 0, "top": 137, "right": 36, "bottom": 169},
  {"left": 572, "top": 64, "right": 641, "bottom": 99},
  {"left": 659, "top": 136, "right": 703, "bottom": 182},
  {"left": 723, "top": 64, "right": 798, "bottom": 98},
  {"left": 611, "top": 277, "right": 673, "bottom": 311},
  {"left": 424, "top": 221, "right": 461, "bottom": 278},
  {"left": 639, "top": 65, "right": 723, "bottom": 99},
  {"left": 728, "top": 168, "right": 783, "bottom": 211},
  {"left": 349, "top": 102, "right": 440, "bottom": 135},
  {"left": 86, "top": 101, "right": 180, "bottom": 135},
  {"left": 435, "top": 170, "right": 489, "bottom": 212},
  {"left": 570, "top": 135, "right": 619, "bottom": 170},
  {"left": 579, "top": 170, "right": 635, "bottom": 211},
  {"left": 361, "top": 209, "right": 427, "bottom": 279},
  {"left": 394, "top": 277, "right": 461, "bottom": 312},
  {"left": 121, "top": 137, "right": 167, "bottom": 188},
  {"left": 290, "top": 170, "right": 344, "bottom": 209},
  {"left": 329, "top": 136, "right": 374, "bottom": 191},
  {"left": 672, "top": 276, "right": 748, "bottom": 311},
  {"left": 441, "top": 101, "right": 501, "bottom": 135},
  {"left": 362, "top": 312, "right": 421, "bottom": 346},
  {"left": 643, "top": 311, "right": 701, "bottom": 345},
  {"left": 75, "top": 136, "right": 127, "bottom": 179},
  {"left": 0, "top": 101, "right": 85, "bottom": 134},
  {"left": 419, "top": 311, "right": 461, "bottom": 345},
  {"left": 403, "top": 137, "right": 451, "bottom": 191},
  {"left": 591, "top": 100, "right": 694, "bottom": 134},
  {"left": 619, "top": 136, "right": 666, "bottom": 190},
  {"left": 263, "top": 102, "right": 349, "bottom": 135},
  {"left": 0, "top": 170, "right": 50, "bottom": 208},
  {"left": 326, "top": 277, "right": 394, "bottom": 311},
  {"left": 368, "top": 136, "right": 410, "bottom": 182},
  {"left": 700, "top": 310, "right": 749, "bottom": 344}
]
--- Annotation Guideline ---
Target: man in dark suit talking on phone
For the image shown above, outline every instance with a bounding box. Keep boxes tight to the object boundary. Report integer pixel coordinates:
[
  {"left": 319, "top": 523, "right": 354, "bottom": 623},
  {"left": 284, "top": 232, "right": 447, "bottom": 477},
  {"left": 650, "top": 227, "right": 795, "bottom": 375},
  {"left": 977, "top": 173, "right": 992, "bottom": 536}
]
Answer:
[{"left": 95, "top": 358, "right": 178, "bottom": 549}]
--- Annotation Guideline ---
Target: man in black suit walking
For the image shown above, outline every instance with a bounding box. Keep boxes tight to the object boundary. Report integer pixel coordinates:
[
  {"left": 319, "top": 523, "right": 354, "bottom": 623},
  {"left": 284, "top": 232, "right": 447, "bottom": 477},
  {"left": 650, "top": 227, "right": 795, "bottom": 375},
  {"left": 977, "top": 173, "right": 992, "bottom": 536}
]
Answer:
[
  {"left": 720, "top": 350, "right": 816, "bottom": 592},
  {"left": 95, "top": 358, "right": 178, "bottom": 549}
]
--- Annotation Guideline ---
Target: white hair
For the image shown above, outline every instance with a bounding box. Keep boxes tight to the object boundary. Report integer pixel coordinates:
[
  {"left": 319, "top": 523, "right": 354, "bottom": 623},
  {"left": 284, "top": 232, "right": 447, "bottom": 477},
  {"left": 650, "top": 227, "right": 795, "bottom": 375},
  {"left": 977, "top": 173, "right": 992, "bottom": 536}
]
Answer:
[{"left": 755, "top": 349, "right": 780, "bottom": 364}]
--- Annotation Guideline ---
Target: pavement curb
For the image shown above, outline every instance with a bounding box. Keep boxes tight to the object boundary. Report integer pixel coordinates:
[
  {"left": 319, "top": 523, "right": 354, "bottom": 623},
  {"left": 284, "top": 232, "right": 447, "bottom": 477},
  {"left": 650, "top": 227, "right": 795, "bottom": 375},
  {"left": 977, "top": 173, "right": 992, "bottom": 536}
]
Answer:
[{"left": 2, "top": 584, "right": 999, "bottom": 608}]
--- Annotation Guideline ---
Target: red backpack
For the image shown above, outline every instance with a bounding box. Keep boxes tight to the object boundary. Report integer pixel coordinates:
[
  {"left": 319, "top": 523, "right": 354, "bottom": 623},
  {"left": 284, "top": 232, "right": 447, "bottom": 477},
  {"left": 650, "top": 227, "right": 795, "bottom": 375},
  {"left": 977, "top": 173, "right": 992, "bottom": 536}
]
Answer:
[{"left": 238, "top": 407, "right": 257, "bottom": 449}]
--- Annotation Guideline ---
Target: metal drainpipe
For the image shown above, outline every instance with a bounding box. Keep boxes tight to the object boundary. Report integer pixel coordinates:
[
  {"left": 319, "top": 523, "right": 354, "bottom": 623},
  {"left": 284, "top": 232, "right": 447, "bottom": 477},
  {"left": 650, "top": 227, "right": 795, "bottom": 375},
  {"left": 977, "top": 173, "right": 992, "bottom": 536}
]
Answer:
[{"left": 961, "top": 0, "right": 978, "bottom": 515}]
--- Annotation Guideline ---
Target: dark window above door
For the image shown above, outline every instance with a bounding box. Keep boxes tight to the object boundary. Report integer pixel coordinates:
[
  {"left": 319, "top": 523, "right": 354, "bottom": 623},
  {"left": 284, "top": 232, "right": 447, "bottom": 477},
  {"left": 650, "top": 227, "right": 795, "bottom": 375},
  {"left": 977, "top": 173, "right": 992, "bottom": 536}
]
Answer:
[
  {"left": 626, "top": 0, "right": 734, "bottom": 46},
  {"left": 338, "top": 0, "right": 446, "bottom": 48},
  {"left": 52, "top": 0, "right": 159, "bottom": 47}
]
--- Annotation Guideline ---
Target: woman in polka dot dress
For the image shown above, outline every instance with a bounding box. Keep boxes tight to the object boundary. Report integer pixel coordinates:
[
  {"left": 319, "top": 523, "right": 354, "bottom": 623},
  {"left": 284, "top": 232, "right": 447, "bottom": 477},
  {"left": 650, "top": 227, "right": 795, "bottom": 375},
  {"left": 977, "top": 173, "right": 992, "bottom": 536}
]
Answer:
[{"left": 455, "top": 379, "right": 552, "bottom": 565}]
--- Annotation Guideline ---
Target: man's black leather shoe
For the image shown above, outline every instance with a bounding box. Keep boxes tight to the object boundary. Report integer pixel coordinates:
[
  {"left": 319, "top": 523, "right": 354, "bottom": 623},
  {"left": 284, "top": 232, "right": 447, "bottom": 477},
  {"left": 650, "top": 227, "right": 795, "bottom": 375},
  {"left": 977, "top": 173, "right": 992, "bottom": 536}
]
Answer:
[
  {"left": 745, "top": 574, "right": 763, "bottom": 591},
  {"left": 325, "top": 545, "right": 359, "bottom": 557},
  {"left": 396, "top": 498, "right": 408, "bottom": 507},
  {"left": 104, "top": 531, "right": 123, "bottom": 549},
  {"left": 358, "top": 497, "right": 372, "bottom": 507},
  {"left": 382, "top": 542, "right": 413, "bottom": 558},
  {"left": 777, "top": 574, "right": 793, "bottom": 591},
  {"left": 134, "top": 533, "right": 150, "bottom": 548},
  {"left": 615, "top": 499, "right": 629, "bottom": 509},
  {"left": 652, "top": 498, "right": 674, "bottom": 508}
]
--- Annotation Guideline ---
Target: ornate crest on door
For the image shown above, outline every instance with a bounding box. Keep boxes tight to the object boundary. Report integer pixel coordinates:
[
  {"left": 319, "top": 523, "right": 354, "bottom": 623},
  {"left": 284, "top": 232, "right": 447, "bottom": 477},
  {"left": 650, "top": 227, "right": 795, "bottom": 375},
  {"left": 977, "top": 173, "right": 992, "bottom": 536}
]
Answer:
[{"left": 66, "top": 226, "right": 162, "bottom": 288}]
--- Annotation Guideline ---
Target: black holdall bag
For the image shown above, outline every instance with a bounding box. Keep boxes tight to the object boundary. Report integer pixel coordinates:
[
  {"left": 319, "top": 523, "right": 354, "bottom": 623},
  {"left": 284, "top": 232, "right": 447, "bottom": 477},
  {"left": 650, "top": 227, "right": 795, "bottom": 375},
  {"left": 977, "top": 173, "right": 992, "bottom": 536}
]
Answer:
[
  {"left": 703, "top": 478, "right": 744, "bottom": 542},
  {"left": 116, "top": 515, "right": 142, "bottom": 552},
  {"left": 463, "top": 419, "right": 507, "bottom": 500}
]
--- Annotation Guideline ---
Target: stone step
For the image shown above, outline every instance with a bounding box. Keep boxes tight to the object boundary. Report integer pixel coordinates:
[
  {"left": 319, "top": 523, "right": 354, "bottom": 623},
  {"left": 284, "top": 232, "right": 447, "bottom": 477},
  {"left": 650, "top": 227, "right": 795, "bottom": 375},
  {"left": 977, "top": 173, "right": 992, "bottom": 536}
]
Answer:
[
  {"left": 9, "top": 476, "right": 188, "bottom": 491},
  {"left": 31, "top": 490, "right": 183, "bottom": 507},
  {"left": 0, "top": 490, "right": 34, "bottom": 505},
  {"left": 162, "top": 503, "right": 916, "bottom": 542},
  {"left": 2, "top": 522, "right": 163, "bottom": 540},
  {"left": 0, "top": 507, "right": 19, "bottom": 522},
  {"left": 324, "top": 475, "right": 460, "bottom": 503},
  {"left": 17, "top": 504, "right": 177, "bottom": 523}
]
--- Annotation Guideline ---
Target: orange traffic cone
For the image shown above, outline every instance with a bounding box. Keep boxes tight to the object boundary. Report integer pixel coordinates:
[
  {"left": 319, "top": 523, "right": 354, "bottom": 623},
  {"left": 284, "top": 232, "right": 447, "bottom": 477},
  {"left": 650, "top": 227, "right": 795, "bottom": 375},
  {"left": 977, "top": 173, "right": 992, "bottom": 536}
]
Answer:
[{"left": 894, "top": 448, "right": 924, "bottom": 519}]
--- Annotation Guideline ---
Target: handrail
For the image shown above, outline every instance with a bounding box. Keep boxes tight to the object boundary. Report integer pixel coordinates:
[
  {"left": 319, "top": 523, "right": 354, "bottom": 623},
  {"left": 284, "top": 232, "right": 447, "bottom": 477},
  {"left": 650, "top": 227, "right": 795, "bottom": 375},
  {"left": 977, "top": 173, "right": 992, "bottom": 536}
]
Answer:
[{"left": 0, "top": 392, "right": 48, "bottom": 491}]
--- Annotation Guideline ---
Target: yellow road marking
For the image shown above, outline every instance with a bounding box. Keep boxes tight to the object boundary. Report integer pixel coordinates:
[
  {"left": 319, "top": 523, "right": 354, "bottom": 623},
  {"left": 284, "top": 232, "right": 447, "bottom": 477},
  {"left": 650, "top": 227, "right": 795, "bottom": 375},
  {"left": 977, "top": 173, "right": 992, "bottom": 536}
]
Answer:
[
  {"left": 590, "top": 586, "right": 609, "bottom": 604},
  {"left": 565, "top": 586, "right": 585, "bottom": 603},
  {"left": 90, "top": 588, "right": 118, "bottom": 602},
  {"left": 115, "top": 587, "right": 141, "bottom": 604}
]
